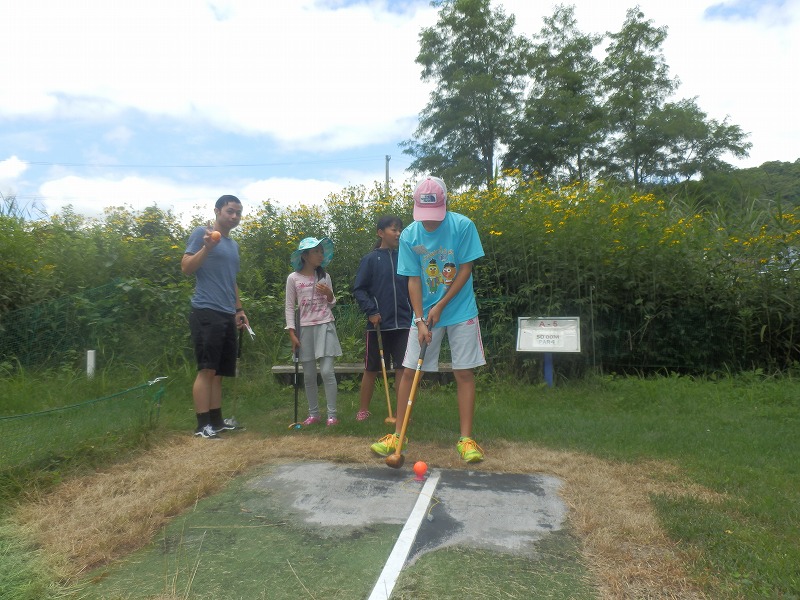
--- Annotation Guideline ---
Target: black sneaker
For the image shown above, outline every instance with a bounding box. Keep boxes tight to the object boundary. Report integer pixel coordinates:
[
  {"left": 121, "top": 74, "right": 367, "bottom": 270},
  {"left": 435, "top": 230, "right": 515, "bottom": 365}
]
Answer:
[{"left": 194, "top": 424, "right": 220, "bottom": 439}]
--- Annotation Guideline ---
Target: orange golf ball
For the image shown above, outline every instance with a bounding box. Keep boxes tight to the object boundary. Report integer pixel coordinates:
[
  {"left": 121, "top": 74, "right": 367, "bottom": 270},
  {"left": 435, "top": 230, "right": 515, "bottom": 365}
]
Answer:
[
  {"left": 413, "top": 461, "right": 427, "bottom": 478},
  {"left": 210, "top": 230, "right": 221, "bottom": 241}
]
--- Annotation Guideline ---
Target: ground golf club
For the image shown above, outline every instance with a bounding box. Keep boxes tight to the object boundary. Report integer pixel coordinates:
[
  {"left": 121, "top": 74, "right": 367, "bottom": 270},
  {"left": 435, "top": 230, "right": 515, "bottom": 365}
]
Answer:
[
  {"left": 229, "top": 317, "right": 244, "bottom": 426},
  {"left": 386, "top": 339, "right": 428, "bottom": 469},
  {"left": 375, "top": 322, "right": 396, "bottom": 425},
  {"left": 289, "top": 310, "right": 302, "bottom": 429}
]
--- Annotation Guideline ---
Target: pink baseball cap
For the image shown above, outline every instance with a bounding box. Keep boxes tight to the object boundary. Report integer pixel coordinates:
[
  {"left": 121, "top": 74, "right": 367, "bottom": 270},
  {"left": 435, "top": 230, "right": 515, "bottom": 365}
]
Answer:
[{"left": 413, "top": 176, "right": 447, "bottom": 221}]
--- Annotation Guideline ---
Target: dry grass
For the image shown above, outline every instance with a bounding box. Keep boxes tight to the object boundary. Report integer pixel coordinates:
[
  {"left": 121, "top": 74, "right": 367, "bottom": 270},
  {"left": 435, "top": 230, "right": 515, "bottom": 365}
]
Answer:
[{"left": 12, "top": 433, "right": 722, "bottom": 599}]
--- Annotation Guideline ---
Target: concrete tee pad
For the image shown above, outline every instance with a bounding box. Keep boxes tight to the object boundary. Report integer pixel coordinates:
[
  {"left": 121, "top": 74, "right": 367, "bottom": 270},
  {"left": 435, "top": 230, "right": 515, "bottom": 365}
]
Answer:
[{"left": 245, "top": 461, "right": 567, "bottom": 565}]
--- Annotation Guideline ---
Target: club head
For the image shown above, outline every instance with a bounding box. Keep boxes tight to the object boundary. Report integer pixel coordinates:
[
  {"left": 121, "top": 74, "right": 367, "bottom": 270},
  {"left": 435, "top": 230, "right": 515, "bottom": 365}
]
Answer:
[
  {"left": 385, "top": 453, "right": 405, "bottom": 469},
  {"left": 384, "top": 417, "right": 397, "bottom": 425},
  {"left": 288, "top": 423, "right": 302, "bottom": 430}
]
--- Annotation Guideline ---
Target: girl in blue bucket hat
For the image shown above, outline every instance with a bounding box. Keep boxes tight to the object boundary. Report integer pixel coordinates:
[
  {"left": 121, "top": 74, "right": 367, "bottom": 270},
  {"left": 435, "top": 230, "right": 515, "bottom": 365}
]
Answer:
[{"left": 285, "top": 237, "right": 342, "bottom": 425}]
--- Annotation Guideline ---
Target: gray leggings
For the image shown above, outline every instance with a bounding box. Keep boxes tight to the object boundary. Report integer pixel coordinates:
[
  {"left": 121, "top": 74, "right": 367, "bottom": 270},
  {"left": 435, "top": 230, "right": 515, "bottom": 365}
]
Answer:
[{"left": 302, "top": 356, "right": 337, "bottom": 418}]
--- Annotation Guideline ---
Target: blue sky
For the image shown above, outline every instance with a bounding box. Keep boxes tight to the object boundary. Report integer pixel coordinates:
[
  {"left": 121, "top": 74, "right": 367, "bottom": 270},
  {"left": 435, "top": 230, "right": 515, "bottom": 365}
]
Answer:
[
  {"left": 1, "top": 0, "right": 798, "bottom": 223},
  {"left": 705, "top": 0, "right": 788, "bottom": 19}
]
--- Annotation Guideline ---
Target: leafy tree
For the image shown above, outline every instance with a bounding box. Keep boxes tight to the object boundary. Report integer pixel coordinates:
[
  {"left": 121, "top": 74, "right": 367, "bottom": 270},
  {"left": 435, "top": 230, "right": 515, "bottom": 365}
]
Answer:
[
  {"left": 0, "top": 214, "right": 58, "bottom": 314},
  {"left": 237, "top": 200, "right": 288, "bottom": 298},
  {"left": 600, "top": 6, "right": 678, "bottom": 186},
  {"left": 401, "top": 0, "right": 531, "bottom": 189},
  {"left": 751, "top": 159, "right": 800, "bottom": 204},
  {"left": 504, "top": 4, "right": 605, "bottom": 184},
  {"left": 323, "top": 182, "right": 411, "bottom": 294},
  {"left": 668, "top": 158, "right": 800, "bottom": 211},
  {"left": 649, "top": 98, "right": 749, "bottom": 182},
  {"left": 600, "top": 6, "right": 750, "bottom": 186}
]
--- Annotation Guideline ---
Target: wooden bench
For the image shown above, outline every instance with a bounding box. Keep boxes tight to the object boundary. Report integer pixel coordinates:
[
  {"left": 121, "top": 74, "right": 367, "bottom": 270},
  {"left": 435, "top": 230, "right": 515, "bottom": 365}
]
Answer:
[{"left": 270, "top": 362, "right": 453, "bottom": 384}]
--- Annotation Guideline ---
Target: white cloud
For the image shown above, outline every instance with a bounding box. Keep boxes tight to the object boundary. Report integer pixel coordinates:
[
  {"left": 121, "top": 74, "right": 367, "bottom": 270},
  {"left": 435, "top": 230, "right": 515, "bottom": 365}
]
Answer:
[
  {"left": 0, "top": 155, "right": 28, "bottom": 182},
  {"left": 104, "top": 126, "right": 134, "bottom": 145},
  {"left": 0, "top": 0, "right": 434, "bottom": 151},
  {"left": 5, "top": 0, "right": 798, "bottom": 165},
  {"left": 38, "top": 175, "right": 224, "bottom": 222},
  {"left": 3, "top": 0, "right": 799, "bottom": 224},
  {"left": 242, "top": 177, "right": 344, "bottom": 208},
  {"left": 36, "top": 172, "right": 362, "bottom": 224}
]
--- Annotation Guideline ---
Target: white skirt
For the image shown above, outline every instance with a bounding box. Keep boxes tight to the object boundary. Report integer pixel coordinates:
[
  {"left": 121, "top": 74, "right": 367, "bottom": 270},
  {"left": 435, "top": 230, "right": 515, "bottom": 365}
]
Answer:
[{"left": 298, "top": 322, "right": 342, "bottom": 362}]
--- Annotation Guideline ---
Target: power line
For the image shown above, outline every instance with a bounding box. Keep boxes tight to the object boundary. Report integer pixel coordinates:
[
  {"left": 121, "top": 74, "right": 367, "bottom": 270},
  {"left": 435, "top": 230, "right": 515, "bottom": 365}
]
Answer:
[{"left": 25, "top": 155, "right": 388, "bottom": 169}]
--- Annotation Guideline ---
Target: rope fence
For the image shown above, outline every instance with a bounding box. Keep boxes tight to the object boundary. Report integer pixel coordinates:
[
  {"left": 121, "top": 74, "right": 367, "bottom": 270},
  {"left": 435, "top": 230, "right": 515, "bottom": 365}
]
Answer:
[{"left": 0, "top": 378, "right": 166, "bottom": 471}]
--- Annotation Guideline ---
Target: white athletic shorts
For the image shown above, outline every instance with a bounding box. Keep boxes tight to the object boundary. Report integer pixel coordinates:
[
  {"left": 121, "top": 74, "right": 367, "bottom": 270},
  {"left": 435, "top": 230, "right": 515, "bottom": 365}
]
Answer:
[{"left": 402, "top": 316, "right": 486, "bottom": 371}]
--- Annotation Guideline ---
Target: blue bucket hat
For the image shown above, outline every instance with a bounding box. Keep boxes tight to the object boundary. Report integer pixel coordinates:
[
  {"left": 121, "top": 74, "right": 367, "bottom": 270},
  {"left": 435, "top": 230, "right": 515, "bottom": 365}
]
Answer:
[{"left": 290, "top": 237, "right": 334, "bottom": 271}]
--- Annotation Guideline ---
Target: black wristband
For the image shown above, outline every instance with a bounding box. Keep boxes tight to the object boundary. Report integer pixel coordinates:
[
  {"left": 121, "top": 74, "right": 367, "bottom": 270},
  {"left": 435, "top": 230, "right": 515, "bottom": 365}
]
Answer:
[{"left": 235, "top": 308, "right": 244, "bottom": 313}]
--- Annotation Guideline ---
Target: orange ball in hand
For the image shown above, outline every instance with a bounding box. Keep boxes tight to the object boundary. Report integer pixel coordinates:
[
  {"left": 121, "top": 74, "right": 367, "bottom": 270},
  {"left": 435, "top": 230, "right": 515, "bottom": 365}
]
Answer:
[{"left": 210, "top": 230, "right": 221, "bottom": 241}]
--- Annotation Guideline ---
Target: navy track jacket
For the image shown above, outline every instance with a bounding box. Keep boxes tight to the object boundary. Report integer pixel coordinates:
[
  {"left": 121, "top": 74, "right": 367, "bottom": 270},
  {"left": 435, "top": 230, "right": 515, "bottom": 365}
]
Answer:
[{"left": 352, "top": 247, "right": 412, "bottom": 331}]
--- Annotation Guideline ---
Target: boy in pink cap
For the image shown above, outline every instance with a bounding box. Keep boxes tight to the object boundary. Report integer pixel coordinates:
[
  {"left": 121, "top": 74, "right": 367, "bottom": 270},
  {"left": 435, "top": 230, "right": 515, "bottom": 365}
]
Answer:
[{"left": 370, "top": 176, "right": 487, "bottom": 462}]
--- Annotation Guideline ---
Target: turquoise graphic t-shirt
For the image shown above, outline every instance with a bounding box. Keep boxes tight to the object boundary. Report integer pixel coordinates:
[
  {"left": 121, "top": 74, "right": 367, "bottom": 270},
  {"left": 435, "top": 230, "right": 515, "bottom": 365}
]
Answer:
[{"left": 397, "top": 212, "right": 484, "bottom": 327}]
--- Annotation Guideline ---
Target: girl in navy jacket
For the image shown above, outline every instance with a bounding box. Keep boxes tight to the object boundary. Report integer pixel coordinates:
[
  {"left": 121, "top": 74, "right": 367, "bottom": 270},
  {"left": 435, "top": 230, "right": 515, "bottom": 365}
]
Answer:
[{"left": 352, "top": 216, "right": 413, "bottom": 421}]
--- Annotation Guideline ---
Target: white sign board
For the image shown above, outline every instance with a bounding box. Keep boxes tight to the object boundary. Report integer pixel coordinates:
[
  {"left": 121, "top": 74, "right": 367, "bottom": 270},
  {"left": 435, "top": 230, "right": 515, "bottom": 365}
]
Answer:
[{"left": 517, "top": 317, "right": 581, "bottom": 353}]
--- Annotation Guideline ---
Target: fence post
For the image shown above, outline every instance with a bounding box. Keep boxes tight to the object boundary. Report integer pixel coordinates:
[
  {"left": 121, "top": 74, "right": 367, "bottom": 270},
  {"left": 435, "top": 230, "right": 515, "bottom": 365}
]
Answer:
[
  {"left": 543, "top": 352, "right": 553, "bottom": 387},
  {"left": 86, "top": 350, "right": 96, "bottom": 379}
]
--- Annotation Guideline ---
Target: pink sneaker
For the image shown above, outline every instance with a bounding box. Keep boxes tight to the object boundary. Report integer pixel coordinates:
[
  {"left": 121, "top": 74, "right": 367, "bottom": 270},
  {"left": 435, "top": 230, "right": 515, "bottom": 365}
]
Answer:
[
  {"left": 326, "top": 417, "right": 339, "bottom": 426},
  {"left": 302, "top": 416, "right": 321, "bottom": 426},
  {"left": 356, "top": 410, "right": 371, "bottom": 422}
]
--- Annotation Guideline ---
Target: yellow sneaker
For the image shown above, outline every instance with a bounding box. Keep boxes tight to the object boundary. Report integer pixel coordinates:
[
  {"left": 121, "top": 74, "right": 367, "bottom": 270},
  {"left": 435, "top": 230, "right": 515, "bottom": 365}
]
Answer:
[
  {"left": 457, "top": 437, "right": 484, "bottom": 463},
  {"left": 370, "top": 433, "right": 407, "bottom": 456}
]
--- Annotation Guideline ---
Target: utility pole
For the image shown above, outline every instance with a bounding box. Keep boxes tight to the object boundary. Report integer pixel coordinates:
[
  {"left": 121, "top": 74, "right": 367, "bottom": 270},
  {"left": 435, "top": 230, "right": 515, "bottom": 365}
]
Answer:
[{"left": 385, "top": 155, "right": 391, "bottom": 199}]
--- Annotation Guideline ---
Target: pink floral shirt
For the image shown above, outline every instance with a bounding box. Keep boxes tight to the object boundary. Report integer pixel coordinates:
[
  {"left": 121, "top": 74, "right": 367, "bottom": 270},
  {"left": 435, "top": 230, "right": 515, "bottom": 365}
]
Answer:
[{"left": 284, "top": 271, "right": 336, "bottom": 329}]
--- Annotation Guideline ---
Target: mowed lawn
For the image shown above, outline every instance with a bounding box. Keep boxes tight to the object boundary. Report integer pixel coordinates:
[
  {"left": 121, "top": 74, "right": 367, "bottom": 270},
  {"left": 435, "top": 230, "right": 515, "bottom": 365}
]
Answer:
[{"left": 1, "top": 370, "right": 799, "bottom": 598}]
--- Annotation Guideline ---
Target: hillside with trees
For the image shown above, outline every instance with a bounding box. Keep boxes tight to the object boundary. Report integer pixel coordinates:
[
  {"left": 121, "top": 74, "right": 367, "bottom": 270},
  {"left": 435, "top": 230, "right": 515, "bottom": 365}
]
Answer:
[{"left": 405, "top": 2, "right": 751, "bottom": 189}]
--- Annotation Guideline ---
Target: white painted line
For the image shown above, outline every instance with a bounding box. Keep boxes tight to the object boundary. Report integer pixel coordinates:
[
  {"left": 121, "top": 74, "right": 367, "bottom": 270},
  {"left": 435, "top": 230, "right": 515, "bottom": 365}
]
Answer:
[{"left": 368, "top": 470, "right": 441, "bottom": 600}]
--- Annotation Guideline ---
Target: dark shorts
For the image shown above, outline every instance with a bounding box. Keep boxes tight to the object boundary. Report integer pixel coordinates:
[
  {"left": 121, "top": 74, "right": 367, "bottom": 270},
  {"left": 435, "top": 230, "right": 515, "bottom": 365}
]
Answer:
[
  {"left": 189, "top": 307, "right": 238, "bottom": 377},
  {"left": 364, "top": 328, "right": 410, "bottom": 372}
]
